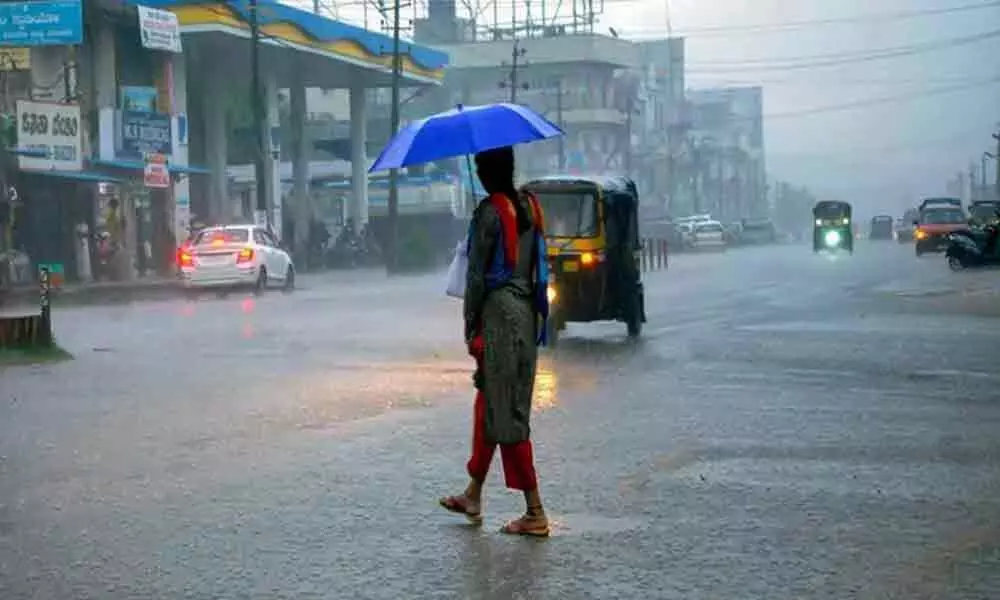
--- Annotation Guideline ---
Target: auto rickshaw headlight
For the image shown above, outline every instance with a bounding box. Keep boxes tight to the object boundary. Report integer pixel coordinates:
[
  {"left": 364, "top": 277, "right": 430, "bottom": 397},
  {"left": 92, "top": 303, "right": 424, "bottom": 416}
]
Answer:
[
  {"left": 824, "top": 230, "right": 842, "bottom": 247},
  {"left": 547, "top": 285, "right": 557, "bottom": 304}
]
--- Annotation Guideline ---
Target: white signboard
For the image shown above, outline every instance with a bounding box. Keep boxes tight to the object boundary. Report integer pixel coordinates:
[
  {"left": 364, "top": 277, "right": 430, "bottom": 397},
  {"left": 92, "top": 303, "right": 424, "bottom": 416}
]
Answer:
[
  {"left": 137, "top": 5, "right": 182, "bottom": 53},
  {"left": 144, "top": 154, "right": 170, "bottom": 189},
  {"left": 16, "top": 100, "right": 82, "bottom": 172}
]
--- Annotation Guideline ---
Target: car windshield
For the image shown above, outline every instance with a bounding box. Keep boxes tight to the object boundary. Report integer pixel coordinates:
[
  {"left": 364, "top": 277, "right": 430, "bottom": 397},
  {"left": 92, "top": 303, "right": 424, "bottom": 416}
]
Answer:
[
  {"left": 970, "top": 204, "right": 999, "bottom": 220},
  {"left": 534, "top": 191, "right": 599, "bottom": 237},
  {"left": 921, "top": 209, "right": 965, "bottom": 225},
  {"left": 194, "top": 228, "right": 250, "bottom": 245}
]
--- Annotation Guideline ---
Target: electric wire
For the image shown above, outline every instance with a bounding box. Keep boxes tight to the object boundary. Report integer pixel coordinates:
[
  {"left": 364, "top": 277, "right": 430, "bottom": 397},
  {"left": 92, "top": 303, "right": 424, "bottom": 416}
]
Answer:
[
  {"left": 684, "top": 29, "right": 1000, "bottom": 73},
  {"left": 624, "top": 0, "right": 1000, "bottom": 38}
]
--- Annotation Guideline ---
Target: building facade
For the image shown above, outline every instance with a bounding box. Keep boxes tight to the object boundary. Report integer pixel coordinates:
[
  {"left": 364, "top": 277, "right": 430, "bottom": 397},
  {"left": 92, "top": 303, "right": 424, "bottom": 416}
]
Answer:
[{"left": 685, "top": 86, "right": 767, "bottom": 221}]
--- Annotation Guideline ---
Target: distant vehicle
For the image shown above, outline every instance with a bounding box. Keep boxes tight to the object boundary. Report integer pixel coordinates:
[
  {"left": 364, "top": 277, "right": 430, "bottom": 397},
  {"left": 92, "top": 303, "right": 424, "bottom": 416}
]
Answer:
[
  {"left": 812, "top": 200, "right": 853, "bottom": 253},
  {"left": 914, "top": 204, "right": 968, "bottom": 256},
  {"left": 178, "top": 225, "right": 295, "bottom": 293},
  {"left": 869, "top": 215, "right": 894, "bottom": 240},
  {"left": 896, "top": 208, "right": 919, "bottom": 243},
  {"left": 740, "top": 219, "right": 777, "bottom": 244},
  {"left": 689, "top": 220, "right": 727, "bottom": 250},
  {"left": 918, "top": 197, "right": 962, "bottom": 212}
]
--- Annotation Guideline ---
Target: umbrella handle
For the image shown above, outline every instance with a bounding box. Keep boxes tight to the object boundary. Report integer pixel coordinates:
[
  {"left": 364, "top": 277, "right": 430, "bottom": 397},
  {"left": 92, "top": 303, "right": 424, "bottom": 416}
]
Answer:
[{"left": 465, "top": 154, "right": 476, "bottom": 216}]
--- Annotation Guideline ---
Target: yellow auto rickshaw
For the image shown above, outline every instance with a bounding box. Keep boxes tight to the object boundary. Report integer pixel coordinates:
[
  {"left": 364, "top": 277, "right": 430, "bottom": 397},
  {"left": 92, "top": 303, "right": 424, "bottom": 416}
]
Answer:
[{"left": 520, "top": 175, "right": 646, "bottom": 346}]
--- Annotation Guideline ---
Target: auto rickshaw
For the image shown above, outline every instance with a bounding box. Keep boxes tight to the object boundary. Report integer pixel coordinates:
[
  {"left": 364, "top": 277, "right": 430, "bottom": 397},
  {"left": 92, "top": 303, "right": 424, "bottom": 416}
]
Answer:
[
  {"left": 813, "top": 200, "right": 853, "bottom": 253},
  {"left": 520, "top": 175, "right": 646, "bottom": 346}
]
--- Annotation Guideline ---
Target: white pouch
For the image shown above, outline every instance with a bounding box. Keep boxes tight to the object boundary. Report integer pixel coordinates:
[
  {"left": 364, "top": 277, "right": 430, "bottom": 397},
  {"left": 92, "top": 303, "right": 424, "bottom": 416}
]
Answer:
[{"left": 445, "top": 238, "right": 468, "bottom": 299}]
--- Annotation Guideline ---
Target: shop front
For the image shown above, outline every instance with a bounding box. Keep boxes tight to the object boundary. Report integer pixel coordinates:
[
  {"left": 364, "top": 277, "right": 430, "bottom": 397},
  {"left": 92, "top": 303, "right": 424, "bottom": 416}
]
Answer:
[{"left": 9, "top": 100, "right": 129, "bottom": 285}]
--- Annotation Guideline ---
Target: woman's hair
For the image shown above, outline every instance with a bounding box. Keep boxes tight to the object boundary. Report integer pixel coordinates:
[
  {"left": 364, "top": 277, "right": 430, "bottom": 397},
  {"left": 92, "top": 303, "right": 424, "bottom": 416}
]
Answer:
[{"left": 475, "top": 146, "right": 530, "bottom": 233}]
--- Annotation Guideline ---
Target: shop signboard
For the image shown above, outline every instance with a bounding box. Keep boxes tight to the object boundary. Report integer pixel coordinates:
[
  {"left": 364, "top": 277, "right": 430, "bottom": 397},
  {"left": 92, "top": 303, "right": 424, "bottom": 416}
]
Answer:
[
  {"left": 143, "top": 153, "right": 170, "bottom": 189},
  {"left": 137, "top": 5, "right": 182, "bottom": 54},
  {"left": 0, "top": 0, "right": 83, "bottom": 46},
  {"left": 119, "top": 109, "right": 172, "bottom": 159},
  {"left": 16, "top": 99, "right": 82, "bottom": 171},
  {"left": 120, "top": 86, "right": 157, "bottom": 112}
]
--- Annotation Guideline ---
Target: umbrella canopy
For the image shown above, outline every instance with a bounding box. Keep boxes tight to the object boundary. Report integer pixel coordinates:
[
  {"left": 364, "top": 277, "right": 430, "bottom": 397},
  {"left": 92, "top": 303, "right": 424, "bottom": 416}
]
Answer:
[{"left": 369, "top": 103, "right": 564, "bottom": 173}]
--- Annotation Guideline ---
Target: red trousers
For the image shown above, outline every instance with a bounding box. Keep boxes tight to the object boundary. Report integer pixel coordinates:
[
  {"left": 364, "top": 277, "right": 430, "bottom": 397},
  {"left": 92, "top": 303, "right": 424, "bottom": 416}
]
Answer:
[{"left": 466, "top": 390, "right": 538, "bottom": 491}]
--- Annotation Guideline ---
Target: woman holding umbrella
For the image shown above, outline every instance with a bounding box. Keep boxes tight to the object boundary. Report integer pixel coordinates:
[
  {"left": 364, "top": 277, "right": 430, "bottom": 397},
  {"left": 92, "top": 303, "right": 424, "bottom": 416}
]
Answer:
[
  {"left": 438, "top": 146, "right": 550, "bottom": 537},
  {"left": 368, "top": 103, "right": 562, "bottom": 537}
]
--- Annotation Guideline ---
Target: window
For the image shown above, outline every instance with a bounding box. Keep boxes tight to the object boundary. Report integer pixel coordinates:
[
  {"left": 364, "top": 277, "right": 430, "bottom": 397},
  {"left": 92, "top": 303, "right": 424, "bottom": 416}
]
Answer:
[
  {"left": 253, "top": 229, "right": 271, "bottom": 246},
  {"left": 194, "top": 227, "right": 250, "bottom": 245},
  {"left": 920, "top": 209, "right": 965, "bottom": 225},
  {"left": 534, "top": 191, "right": 599, "bottom": 238}
]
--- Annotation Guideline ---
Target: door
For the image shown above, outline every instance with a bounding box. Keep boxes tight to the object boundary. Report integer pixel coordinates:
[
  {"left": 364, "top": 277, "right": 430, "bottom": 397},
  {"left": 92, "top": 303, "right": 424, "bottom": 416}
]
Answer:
[
  {"left": 253, "top": 228, "right": 279, "bottom": 281},
  {"left": 261, "top": 229, "right": 288, "bottom": 280}
]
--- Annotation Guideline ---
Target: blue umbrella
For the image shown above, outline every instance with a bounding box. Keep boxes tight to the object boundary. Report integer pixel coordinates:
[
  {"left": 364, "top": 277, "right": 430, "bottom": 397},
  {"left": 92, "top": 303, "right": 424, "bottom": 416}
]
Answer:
[{"left": 368, "top": 103, "right": 564, "bottom": 173}]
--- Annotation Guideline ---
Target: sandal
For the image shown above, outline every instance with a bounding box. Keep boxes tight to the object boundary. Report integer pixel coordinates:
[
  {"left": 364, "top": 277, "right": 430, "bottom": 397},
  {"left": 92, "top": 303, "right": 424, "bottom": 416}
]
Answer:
[
  {"left": 500, "top": 513, "right": 550, "bottom": 538},
  {"left": 439, "top": 495, "right": 483, "bottom": 524}
]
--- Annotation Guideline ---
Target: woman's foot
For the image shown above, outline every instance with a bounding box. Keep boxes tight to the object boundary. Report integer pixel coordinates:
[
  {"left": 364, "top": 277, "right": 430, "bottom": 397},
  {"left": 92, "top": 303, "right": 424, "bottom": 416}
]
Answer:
[
  {"left": 439, "top": 495, "right": 483, "bottom": 524},
  {"left": 500, "top": 508, "right": 550, "bottom": 537}
]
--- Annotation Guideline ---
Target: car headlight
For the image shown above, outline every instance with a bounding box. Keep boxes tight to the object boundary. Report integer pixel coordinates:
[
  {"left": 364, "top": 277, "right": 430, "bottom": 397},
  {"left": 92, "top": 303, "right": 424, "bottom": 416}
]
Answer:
[
  {"left": 841, "top": 218, "right": 850, "bottom": 225},
  {"left": 824, "top": 230, "right": 842, "bottom": 247},
  {"left": 815, "top": 219, "right": 822, "bottom": 226}
]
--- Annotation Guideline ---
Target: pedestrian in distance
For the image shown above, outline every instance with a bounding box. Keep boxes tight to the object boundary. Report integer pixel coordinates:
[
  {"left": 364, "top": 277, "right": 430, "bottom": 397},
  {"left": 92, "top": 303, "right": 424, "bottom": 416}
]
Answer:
[{"left": 439, "top": 146, "right": 552, "bottom": 537}]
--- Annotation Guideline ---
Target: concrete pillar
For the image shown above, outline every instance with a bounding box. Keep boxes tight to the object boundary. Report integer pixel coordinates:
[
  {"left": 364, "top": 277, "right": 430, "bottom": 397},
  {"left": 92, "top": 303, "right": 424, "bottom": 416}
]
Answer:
[
  {"left": 289, "top": 77, "right": 310, "bottom": 261},
  {"left": 349, "top": 80, "right": 368, "bottom": 231},
  {"left": 91, "top": 24, "right": 116, "bottom": 110},
  {"left": 264, "top": 74, "right": 282, "bottom": 239},
  {"left": 202, "top": 58, "right": 228, "bottom": 224},
  {"left": 166, "top": 52, "right": 191, "bottom": 247}
]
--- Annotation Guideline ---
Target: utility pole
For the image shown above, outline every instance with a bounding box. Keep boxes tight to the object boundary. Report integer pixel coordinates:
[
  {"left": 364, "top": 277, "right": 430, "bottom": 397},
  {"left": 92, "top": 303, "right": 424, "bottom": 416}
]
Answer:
[
  {"left": 969, "top": 163, "right": 978, "bottom": 202},
  {"left": 249, "top": 0, "right": 270, "bottom": 229},
  {"left": 386, "top": 0, "right": 402, "bottom": 273},
  {"left": 500, "top": 40, "right": 527, "bottom": 103},
  {"left": 624, "top": 96, "right": 633, "bottom": 176},
  {"left": 981, "top": 152, "right": 990, "bottom": 199},
  {"left": 555, "top": 78, "right": 565, "bottom": 169},
  {"left": 993, "top": 130, "right": 1000, "bottom": 199}
]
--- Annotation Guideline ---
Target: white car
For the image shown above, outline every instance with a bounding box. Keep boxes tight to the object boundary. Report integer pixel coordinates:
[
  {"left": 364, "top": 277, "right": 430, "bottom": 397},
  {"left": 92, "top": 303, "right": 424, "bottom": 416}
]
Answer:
[
  {"left": 178, "top": 225, "right": 295, "bottom": 292},
  {"left": 690, "top": 221, "right": 727, "bottom": 250}
]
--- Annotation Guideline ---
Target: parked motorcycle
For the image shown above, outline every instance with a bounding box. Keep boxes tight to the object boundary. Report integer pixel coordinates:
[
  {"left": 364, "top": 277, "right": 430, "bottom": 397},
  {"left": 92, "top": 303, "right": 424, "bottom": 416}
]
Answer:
[{"left": 945, "top": 227, "right": 1000, "bottom": 271}]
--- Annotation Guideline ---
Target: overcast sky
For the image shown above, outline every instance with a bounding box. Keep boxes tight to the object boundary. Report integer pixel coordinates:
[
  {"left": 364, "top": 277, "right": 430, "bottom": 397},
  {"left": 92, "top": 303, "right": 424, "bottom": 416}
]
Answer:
[{"left": 308, "top": 0, "right": 1000, "bottom": 215}]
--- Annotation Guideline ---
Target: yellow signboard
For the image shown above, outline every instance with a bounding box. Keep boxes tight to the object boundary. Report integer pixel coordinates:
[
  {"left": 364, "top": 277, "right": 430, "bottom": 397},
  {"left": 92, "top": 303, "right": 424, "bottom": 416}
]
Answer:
[{"left": 0, "top": 48, "right": 30, "bottom": 71}]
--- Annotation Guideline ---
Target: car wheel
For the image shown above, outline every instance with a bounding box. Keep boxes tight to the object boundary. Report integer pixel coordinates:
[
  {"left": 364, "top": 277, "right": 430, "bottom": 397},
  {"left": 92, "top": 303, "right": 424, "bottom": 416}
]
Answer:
[
  {"left": 254, "top": 268, "right": 267, "bottom": 295},
  {"left": 282, "top": 266, "right": 295, "bottom": 293}
]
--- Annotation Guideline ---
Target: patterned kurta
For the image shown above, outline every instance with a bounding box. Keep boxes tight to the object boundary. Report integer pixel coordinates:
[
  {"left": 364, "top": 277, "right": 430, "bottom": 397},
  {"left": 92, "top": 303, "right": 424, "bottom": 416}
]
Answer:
[{"left": 464, "top": 195, "right": 540, "bottom": 445}]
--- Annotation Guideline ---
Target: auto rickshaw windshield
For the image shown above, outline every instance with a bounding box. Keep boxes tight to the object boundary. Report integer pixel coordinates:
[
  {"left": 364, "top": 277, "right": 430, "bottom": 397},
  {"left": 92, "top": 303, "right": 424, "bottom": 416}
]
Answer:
[
  {"left": 534, "top": 190, "right": 600, "bottom": 238},
  {"left": 814, "top": 203, "right": 850, "bottom": 220}
]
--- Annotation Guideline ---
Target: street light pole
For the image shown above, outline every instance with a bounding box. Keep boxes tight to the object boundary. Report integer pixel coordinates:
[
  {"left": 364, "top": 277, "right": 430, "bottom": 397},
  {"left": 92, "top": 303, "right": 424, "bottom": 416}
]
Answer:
[
  {"left": 249, "top": 0, "right": 269, "bottom": 229},
  {"left": 556, "top": 78, "right": 565, "bottom": 169},
  {"left": 386, "top": 0, "right": 402, "bottom": 273},
  {"left": 993, "top": 131, "right": 1000, "bottom": 199}
]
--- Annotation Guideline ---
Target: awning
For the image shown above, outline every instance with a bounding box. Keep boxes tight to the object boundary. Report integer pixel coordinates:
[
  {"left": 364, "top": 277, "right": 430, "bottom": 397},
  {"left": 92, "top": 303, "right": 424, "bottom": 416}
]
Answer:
[
  {"left": 91, "top": 158, "right": 212, "bottom": 175},
  {"left": 20, "top": 169, "right": 126, "bottom": 183}
]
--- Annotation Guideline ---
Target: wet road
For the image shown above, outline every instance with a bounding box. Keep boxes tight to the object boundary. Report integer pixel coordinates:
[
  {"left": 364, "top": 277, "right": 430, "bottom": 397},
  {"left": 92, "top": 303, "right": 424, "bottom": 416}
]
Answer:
[{"left": 2, "top": 242, "right": 1000, "bottom": 599}]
